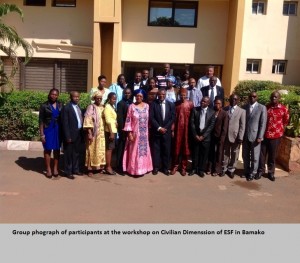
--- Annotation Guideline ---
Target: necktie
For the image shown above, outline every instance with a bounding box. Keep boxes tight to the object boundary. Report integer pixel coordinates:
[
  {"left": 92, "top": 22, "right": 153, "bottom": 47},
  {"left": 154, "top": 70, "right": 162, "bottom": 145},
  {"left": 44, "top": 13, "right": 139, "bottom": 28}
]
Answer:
[
  {"left": 210, "top": 88, "right": 215, "bottom": 105},
  {"left": 250, "top": 105, "right": 253, "bottom": 113},
  {"left": 76, "top": 105, "right": 83, "bottom": 125},
  {"left": 189, "top": 89, "right": 194, "bottom": 102},
  {"left": 230, "top": 107, "right": 235, "bottom": 115},
  {"left": 200, "top": 109, "right": 206, "bottom": 130}
]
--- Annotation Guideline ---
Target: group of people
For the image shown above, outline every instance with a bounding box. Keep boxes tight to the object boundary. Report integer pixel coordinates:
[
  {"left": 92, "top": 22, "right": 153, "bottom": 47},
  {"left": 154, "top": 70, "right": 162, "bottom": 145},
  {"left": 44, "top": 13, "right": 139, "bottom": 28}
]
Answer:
[{"left": 39, "top": 64, "right": 290, "bottom": 181}]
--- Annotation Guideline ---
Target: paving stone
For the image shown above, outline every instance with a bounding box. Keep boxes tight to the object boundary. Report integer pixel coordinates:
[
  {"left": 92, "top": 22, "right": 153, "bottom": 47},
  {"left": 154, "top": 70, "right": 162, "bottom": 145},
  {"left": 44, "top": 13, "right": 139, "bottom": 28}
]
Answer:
[{"left": 7, "top": 140, "right": 29, "bottom": 151}]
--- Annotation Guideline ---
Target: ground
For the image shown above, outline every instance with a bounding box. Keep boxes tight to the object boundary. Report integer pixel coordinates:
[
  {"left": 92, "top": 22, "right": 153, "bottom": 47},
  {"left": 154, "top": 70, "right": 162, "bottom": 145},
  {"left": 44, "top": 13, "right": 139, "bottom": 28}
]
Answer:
[{"left": 1, "top": 150, "right": 299, "bottom": 223}]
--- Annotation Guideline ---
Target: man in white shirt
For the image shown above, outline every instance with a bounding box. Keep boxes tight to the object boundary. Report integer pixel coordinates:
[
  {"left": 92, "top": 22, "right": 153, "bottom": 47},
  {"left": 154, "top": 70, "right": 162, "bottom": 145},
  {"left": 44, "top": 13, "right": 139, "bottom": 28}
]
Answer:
[
  {"left": 201, "top": 76, "right": 224, "bottom": 108},
  {"left": 197, "top": 65, "right": 221, "bottom": 90}
]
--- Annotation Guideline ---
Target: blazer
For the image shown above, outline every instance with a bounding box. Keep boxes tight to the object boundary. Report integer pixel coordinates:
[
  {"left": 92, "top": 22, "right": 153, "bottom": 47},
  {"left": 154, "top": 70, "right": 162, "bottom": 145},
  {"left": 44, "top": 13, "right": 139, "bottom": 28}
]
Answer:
[
  {"left": 104, "top": 103, "right": 117, "bottom": 133},
  {"left": 190, "top": 107, "right": 216, "bottom": 142},
  {"left": 150, "top": 99, "right": 175, "bottom": 136},
  {"left": 242, "top": 102, "right": 267, "bottom": 142},
  {"left": 117, "top": 99, "right": 132, "bottom": 134},
  {"left": 213, "top": 109, "right": 229, "bottom": 143},
  {"left": 39, "top": 101, "right": 63, "bottom": 128},
  {"left": 61, "top": 102, "right": 83, "bottom": 142},
  {"left": 201, "top": 85, "right": 224, "bottom": 106},
  {"left": 223, "top": 105, "right": 246, "bottom": 143}
]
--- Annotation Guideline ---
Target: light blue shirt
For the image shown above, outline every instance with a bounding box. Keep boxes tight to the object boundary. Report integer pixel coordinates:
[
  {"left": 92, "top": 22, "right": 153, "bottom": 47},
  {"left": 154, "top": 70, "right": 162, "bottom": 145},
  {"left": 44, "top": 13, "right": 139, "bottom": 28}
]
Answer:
[{"left": 72, "top": 103, "right": 82, "bottom": 129}]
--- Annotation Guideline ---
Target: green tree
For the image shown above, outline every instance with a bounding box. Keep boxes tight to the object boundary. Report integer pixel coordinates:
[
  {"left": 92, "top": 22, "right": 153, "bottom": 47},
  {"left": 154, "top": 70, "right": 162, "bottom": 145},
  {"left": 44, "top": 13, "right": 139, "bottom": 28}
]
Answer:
[{"left": 0, "top": 3, "right": 33, "bottom": 90}]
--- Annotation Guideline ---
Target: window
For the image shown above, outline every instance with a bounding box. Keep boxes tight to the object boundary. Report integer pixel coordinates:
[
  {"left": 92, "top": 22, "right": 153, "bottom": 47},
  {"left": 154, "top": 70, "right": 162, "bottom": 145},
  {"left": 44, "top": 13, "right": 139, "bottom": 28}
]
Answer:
[
  {"left": 283, "top": 1, "right": 298, "bottom": 15},
  {"left": 246, "top": 59, "right": 261, "bottom": 73},
  {"left": 52, "top": 0, "right": 76, "bottom": 7},
  {"left": 272, "top": 60, "right": 287, "bottom": 74},
  {"left": 252, "top": 1, "right": 266, "bottom": 14},
  {"left": 24, "top": 0, "right": 46, "bottom": 6},
  {"left": 148, "top": 0, "right": 198, "bottom": 27}
]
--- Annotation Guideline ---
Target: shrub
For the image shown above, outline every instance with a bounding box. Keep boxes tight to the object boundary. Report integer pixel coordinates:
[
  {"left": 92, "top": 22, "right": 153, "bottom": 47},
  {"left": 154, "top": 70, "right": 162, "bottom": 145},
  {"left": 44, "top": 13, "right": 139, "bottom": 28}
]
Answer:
[{"left": 0, "top": 90, "right": 91, "bottom": 140}]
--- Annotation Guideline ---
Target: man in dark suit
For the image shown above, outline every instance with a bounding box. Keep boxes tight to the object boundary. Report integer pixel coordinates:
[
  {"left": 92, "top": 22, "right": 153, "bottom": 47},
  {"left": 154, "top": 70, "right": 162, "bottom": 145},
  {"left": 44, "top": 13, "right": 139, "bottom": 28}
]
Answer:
[
  {"left": 141, "top": 69, "right": 150, "bottom": 91},
  {"left": 201, "top": 76, "right": 224, "bottom": 108},
  {"left": 61, "top": 91, "right": 84, "bottom": 179},
  {"left": 116, "top": 88, "right": 133, "bottom": 174},
  {"left": 242, "top": 92, "right": 267, "bottom": 181},
  {"left": 189, "top": 96, "right": 216, "bottom": 177},
  {"left": 150, "top": 88, "right": 175, "bottom": 175}
]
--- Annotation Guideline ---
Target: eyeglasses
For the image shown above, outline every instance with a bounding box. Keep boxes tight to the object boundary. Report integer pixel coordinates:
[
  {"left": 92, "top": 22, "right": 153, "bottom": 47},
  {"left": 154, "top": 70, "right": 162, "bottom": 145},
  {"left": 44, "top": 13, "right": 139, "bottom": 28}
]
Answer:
[{"left": 249, "top": 95, "right": 257, "bottom": 98}]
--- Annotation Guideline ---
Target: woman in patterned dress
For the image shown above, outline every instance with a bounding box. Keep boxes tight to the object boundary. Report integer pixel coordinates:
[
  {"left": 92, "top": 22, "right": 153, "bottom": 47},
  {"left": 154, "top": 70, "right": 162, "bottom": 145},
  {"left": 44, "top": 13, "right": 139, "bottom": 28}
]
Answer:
[
  {"left": 122, "top": 89, "right": 153, "bottom": 176},
  {"left": 83, "top": 91, "right": 106, "bottom": 176}
]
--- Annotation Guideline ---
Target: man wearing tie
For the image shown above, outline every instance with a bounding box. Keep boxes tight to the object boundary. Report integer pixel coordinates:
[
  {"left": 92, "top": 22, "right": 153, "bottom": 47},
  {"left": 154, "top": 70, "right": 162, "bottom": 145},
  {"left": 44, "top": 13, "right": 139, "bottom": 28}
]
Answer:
[
  {"left": 201, "top": 76, "right": 224, "bottom": 108},
  {"left": 223, "top": 94, "right": 246, "bottom": 178},
  {"left": 242, "top": 92, "right": 267, "bottom": 181},
  {"left": 189, "top": 97, "right": 216, "bottom": 177},
  {"left": 150, "top": 88, "right": 175, "bottom": 175},
  {"left": 61, "top": 91, "right": 84, "bottom": 179}
]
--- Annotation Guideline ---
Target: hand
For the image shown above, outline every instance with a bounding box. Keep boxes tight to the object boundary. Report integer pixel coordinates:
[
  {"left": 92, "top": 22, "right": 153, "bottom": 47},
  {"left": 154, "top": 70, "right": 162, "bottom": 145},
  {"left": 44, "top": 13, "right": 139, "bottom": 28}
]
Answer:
[
  {"left": 41, "top": 137, "right": 46, "bottom": 144},
  {"left": 128, "top": 133, "right": 134, "bottom": 142},
  {"left": 195, "top": 135, "right": 202, "bottom": 142},
  {"left": 67, "top": 138, "right": 72, "bottom": 144},
  {"left": 256, "top": 138, "right": 262, "bottom": 143},
  {"left": 198, "top": 136, "right": 204, "bottom": 142},
  {"left": 88, "top": 134, "right": 93, "bottom": 143},
  {"left": 171, "top": 131, "right": 174, "bottom": 138},
  {"left": 159, "top": 127, "right": 167, "bottom": 134},
  {"left": 109, "top": 133, "right": 115, "bottom": 141}
]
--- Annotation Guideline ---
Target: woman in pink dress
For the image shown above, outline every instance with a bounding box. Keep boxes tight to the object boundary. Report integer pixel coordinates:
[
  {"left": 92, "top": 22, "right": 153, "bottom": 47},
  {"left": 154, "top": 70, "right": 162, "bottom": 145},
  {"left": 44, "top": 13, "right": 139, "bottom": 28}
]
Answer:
[{"left": 123, "top": 89, "right": 153, "bottom": 176}]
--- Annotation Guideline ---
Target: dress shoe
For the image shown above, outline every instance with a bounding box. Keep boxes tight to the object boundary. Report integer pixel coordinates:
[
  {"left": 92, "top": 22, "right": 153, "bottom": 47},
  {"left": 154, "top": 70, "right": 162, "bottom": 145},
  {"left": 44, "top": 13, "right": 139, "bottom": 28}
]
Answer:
[
  {"left": 45, "top": 173, "right": 52, "bottom": 179},
  {"left": 162, "top": 169, "right": 170, "bottom": 176},
  {"left": 268, "top": 173, "right": 275, "bottom": 181},
  {"left": 66, "top": 175, "right": 75, "bottom": 180},
  {"left": 188, "top": 169, "right": 196, "bottom": 176},
  {"left": 255, "top": 172, "right": 263, "bottom": 180},
  {"left": 198, "top": 171, "right": 205, "bottom": 178},
  {"left": 246, "top": 174, "right": 254, "bottom": 181},
  {"left": 73, "top": 172, "right": 83, "bottom": 175},
  {"left": 170, "top": 167, "right": 178, "bottom": 175},
  {"left": 180, "top": 169, "right": 186, "bottom": 176},
  {"left": 152, "top": 169, "right": 159, "bottom": 175},
  {"left": 219, "top": 172, "right": 225, "bottom": 177},
  {"left": 225, "top": 170, "right": 234, "bottom": 179},
  {"left": 211, "top": 172, "right": 218, "bottom": 177}
]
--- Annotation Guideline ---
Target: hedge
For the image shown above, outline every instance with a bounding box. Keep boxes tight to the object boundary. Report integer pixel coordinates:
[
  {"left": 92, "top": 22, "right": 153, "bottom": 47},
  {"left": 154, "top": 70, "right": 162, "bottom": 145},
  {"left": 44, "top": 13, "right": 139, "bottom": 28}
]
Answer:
[{"left": 0, "top": 91, "right": 90, "bottom": 141}]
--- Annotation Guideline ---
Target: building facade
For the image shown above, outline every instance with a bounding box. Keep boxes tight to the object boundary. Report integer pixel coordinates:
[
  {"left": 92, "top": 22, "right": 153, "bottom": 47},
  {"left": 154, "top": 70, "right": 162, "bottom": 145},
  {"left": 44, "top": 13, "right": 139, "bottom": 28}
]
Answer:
[{"left": 1, "top": 0, "right": 299, "bottom": 95}]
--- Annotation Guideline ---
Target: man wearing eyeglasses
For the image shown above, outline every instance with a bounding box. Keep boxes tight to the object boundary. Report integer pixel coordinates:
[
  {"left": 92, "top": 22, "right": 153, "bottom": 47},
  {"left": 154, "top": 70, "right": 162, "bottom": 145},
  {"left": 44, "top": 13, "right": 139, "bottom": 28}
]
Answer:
[
  {"left": 242, "top": 92, "right": 267, "bottom": 181},
  {"left": 222, "top": 94, "right": 246, "bottom": 178}
]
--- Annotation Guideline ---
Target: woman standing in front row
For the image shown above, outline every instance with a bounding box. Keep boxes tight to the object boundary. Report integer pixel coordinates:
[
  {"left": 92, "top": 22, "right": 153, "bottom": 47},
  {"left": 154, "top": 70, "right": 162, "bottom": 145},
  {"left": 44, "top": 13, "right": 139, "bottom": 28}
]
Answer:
[
  {"left": 123, "top": 89, "right": 153, "bottom": 176},
  {"left": 103, "top": 92, "right": 118, "bottom": 175},
  {"left": 39, "top": 88, "right": 62, "bottom": 179},
  {"left": 83, "top": 91, "right": 106, "bottom": 177}
]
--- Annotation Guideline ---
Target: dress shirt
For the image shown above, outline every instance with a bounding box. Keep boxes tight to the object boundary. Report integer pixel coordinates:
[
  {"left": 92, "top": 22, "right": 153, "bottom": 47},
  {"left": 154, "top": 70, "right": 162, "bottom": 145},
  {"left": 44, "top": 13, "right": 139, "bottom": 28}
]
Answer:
[
  {"left": 208, "top": 85, "right": 217, "bottom": 105},
  {"left": 72, "top": 103, "right": 82, "bottom": 129},
  {"left": 188, "top": 87, "right": 202, "bottom": 107},
  {"left": 196, "top": 76, "right": 221, "bottom": 90},
  {"left": 249, "top": 102, "right": 257, "bottom": 113},
  {"left": 199, "top": 107, "right": 208, "bottom": 130}
]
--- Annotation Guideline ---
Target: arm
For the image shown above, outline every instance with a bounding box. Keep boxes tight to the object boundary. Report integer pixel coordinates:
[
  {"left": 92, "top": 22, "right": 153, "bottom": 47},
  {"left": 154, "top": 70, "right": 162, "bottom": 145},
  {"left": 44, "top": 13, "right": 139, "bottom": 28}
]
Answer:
[
  {"left": 238, "top": 109, "right": 246, "bottom": 142},
  {"left": 38, "top": 104, "right": 46, "bottom": 143},
  {"left": 61, "top": 105, "right": 71, "bottom": 143},
  {"left": 190, "top": 108, "right": 197, "bottom": 139},
  {"left": 283, "top": 106, "right": 290, "bottom": 127},
  {"left": 257, "top": 105, "right": 267, "bottom": 142},
  {"left": 164, "top": 102, "right": 175, "bottom": 130},
  {"left": 220, "top": 111, "right": 229, "bottom": 144},
  {"left": 202, "top": 112, "right": 216, "bottom": 140},
  {"left": 150, "top": 103, "right": 161, "bottom": 131}
]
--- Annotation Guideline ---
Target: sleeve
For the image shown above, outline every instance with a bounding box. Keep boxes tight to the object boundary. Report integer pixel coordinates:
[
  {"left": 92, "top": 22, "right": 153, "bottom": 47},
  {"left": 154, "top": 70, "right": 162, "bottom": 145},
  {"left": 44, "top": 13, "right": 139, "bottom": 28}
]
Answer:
[
  {"left": 258, "top": 105, "right": 267, "bottom": 139},
  {"left": 203, "top": 112, "right": 216, "bottom": 139},
  {"left": 164, "top": 102, "right": 176, "bottom": 130},
  {"left": 61, "top": 105, "right": 71, "bottom": 141},
  {"left": 190, "top": 108, "right": 197, "bottom": 139},
  {"left": 38, "top": 103, "right": 45, "bottom": 126},
  {"left": 83, "top": 105, "right": 94, "bottom": 129},
  {"left": 123, "top": 105, "right": 133, "bottom": 132},
  {"left": 283, "top": 106, "right": 290, "bottom": 127},
  {"left": 238, "top": 109, "right": 246, "bottom": 141},
  {"left": 104, "top": 105, "right": 114, "bottom": 133},
  {"left": 196, "top": 78, "right": 201, "bottom": 90},
  {"left": 220, "top": 111, "right": 229, "bottom": 143},
  {"left": 150, "top": 103, "right": 160, "bottom": 131}
]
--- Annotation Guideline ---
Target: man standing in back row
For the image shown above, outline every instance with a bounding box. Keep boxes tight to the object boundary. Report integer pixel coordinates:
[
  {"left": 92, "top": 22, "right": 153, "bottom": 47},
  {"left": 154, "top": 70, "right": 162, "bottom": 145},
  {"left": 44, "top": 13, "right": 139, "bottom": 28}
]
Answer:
[{"left": 197, "top": 65, "right": 221, "bottom": 90}]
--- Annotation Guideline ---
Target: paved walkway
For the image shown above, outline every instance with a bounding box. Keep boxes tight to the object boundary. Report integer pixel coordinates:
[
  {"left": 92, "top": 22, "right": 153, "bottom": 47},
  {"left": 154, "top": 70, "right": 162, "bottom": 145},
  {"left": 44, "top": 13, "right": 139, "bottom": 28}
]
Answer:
[{"left": 1, "top": 149, "right": 299, "bottom": 223}]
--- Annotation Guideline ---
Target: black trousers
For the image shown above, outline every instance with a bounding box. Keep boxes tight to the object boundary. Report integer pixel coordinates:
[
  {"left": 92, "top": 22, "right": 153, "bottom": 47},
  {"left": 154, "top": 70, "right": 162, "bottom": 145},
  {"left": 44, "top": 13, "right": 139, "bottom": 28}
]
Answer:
[
  {"left": 152, "top": 134, "right": 172, "bottom": 171},
  {"left": 192, "top": 140, "right": 210, "bottom": 173},
  {"left": 116, "top": 132, "right": 127, "bottom": 171},
  {"left": 208, "top": 136, "right": 224, "bottom": 174},
  {"left": 258, "top": 137, "right": 281, "bottom": 175},
  {"left": 63, "top": 135, "right": 82, "bottom": 175}
]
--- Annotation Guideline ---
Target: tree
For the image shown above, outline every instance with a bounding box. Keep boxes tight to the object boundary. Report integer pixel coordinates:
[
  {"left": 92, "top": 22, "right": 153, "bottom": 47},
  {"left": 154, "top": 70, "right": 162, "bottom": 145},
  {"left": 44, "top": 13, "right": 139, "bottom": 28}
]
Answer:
[{"left": 0, "top": 3, "right": 33, "bottom": 90}]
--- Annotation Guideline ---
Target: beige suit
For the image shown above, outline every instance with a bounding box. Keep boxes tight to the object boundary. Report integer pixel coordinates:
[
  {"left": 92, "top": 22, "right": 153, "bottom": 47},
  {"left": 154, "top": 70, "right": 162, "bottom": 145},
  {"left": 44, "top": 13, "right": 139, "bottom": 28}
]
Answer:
[{"left": 223, "top": 105, "right": 246, "bottom": 174}]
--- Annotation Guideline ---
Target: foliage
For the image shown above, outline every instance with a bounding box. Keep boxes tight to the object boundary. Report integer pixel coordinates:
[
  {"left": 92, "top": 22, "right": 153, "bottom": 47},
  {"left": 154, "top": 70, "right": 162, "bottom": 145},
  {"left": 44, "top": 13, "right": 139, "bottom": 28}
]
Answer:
[
  {"left": 149, "top": 16, "right": 180, "bottom": 26},
  {"left": 0, "top": 90, "right": 90, "bottom": 140},
  {"left": 0, "top": 3, "right": 33, "bottom": 89}
]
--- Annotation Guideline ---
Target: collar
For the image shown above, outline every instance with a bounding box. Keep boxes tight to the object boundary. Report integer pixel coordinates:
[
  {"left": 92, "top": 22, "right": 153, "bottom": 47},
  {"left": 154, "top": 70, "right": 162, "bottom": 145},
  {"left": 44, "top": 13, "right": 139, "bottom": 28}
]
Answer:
[
  {"left": 250, "top": 102, "right": 257, "bottom": 108},
  {"left": 201, "top": 107, "right": 208, "bottom": 111},
  {"left": 159, "top": 100, "right": 166, "bottom": 104}
]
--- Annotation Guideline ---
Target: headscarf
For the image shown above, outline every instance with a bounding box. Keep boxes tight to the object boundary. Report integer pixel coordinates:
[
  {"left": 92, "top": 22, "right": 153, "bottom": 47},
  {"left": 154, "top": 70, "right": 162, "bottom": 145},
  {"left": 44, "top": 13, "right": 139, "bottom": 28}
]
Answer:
[
  {"left": 133, "top": 89, "right": 147, "bottom": 98},
  {"left": 166, "top": 75, "right": 176, "bottom": 86},
  {"left": 92, "top": 90, "right": 103, "bottom": 100}
]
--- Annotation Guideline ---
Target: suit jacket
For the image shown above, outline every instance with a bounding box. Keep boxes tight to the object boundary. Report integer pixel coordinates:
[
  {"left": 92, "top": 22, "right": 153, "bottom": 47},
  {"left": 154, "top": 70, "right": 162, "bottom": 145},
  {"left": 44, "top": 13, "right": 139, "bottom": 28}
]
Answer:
[
  {"left": 223, "top": 105, "right": 246, "bottom": 143},
  {"left": 61, "top": 102, "right": 83, "bottom": 142},
  {"left": 190, "top": 107, "right": 216, "bottom": 142},
  {"left": 213, "top": 109, "right": 228, "bottom": 143},
  {"left": 242, "top": 102, "right": 267, "bottom": 142},
  {"left": 140, "top": 78, "right": 150, "bottom": 92},
  {"left": 150, "top": 99, "right": 175, "bottom": 136},
  {"left": 117, "top": 99, "right": 132, "bottom": 134},
  {"left": 201, "top": 85, "right": 224, "bottom": 106}
]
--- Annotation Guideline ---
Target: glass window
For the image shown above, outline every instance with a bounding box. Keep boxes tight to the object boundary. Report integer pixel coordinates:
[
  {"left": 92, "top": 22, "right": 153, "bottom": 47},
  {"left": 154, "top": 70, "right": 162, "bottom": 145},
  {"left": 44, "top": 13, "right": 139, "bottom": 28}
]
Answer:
[
  {"left": 252, "top": 1, "right": 266, "bottom": 14},
  {"left": 272, "top": 60, "right": 287, "bottom": 74},
  {"left": 246, "top": 59, "right": 261, "bottom": 73},
  {"left": 52, "top": 0, "right": 76, "bottom": 7},
  {"left": 283, "top": 1, "right": 298, "bottom": 15},
  {"left": 148, "top": 0, "right": 198, "bottom": 27},
  {"left": 24, "top": 0, "right": 46, "bottom": 6}
]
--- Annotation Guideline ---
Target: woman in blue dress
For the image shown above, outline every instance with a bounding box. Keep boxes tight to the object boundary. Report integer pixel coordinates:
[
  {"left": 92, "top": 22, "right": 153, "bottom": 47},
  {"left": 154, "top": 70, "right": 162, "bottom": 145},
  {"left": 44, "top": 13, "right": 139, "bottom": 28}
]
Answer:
[{"left": 39, "top": 88, "right": 62, "bottom": 178}]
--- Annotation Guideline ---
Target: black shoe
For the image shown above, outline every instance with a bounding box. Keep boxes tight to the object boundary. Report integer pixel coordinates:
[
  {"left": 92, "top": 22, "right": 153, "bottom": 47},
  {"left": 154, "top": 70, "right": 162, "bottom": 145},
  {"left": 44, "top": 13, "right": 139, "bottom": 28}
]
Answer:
[
  {"left": 225, "top": 170, "right": 234, "bottom": 179},
  {"left": 162, "top": 169, "right": 170, "bottom": 176},
  {"left": 268, "top": 173, "right": 275, "bottom": 181},
  {"left": 188, "top": 169, "right": 196, "bottom": 176},
  {"left": 73, "top": 172, "right": 83, "bottom": 175},
  {"left": 198, "top": 171, "right": 205, "bottom": 178},
  {"left": 219, "top": 172, "right": 225, "bottom": 177},
  {"left": 152, "top": 169, "right": 159, "bottom": 175},
  {"left": 66, "top": 174, "right": 75, "bottom": 180},
  {"left": 255, "top": 172, "right": 263, "bottom": 180},
  {"left": 246, "top": 174, "right": 254, "bottom": 181}
]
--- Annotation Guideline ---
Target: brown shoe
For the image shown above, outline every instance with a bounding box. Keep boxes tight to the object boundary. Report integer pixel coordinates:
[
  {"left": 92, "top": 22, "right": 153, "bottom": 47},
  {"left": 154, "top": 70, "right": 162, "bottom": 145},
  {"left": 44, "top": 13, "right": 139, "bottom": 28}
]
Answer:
[
  {"left": 170, "top": 167, "right": 178, "bottom": 175},
  {"left": 180, "top": 169, "right": 186, "bottom": 176}
]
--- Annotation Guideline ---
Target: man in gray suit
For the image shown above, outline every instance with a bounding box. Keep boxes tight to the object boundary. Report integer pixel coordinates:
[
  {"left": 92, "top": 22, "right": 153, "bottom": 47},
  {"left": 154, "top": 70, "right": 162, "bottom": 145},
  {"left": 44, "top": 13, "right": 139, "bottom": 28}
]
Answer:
[
  {"left": 223, "top": 94, "right": 246, "bottom": 178},
  {"left": 242, "top": 92, "right": 267, "bottom": 181}
]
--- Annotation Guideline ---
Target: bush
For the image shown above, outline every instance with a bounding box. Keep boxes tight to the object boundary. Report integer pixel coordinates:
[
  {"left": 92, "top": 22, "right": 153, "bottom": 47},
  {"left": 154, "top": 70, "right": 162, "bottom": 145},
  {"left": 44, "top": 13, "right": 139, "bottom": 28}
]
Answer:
[{"left": 0, "top": 90, "right": 90, "bottom": 140}]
